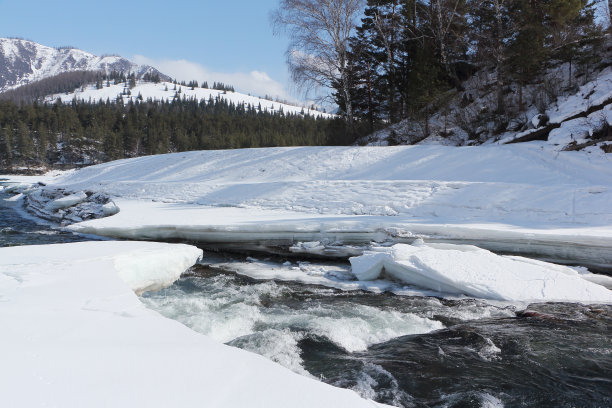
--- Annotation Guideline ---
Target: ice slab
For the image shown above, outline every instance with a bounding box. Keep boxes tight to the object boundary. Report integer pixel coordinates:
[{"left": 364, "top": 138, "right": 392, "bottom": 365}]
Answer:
[
  {"left": 350, "top": 243, "right": 612, "bottom": 303},
  {"left": 0, "top": 241, "right": 389, "bottom": 408},
  {"left": 68, "top": 199, "right": 612, "bottom": 269},
  {"left": 46, "top": 190, "right": 88, "bottom": 210}
]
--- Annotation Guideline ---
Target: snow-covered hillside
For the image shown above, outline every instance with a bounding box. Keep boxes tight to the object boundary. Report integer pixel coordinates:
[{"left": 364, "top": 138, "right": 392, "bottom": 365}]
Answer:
[
  {"left": 0, "top": 38, "right": 330, "bottom": 117},
  {"left": 361, "top": 55, "right": 612, "bottom": 153},
  {"left": 45, "top": 80, "right": 333, "bottom": 118},
  {"left": 0, "top": 38, "right": 168, "bottom": 91}
]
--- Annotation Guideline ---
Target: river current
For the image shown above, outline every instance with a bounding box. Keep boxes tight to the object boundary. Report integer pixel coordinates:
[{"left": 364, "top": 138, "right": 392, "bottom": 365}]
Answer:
[{"left": 2, "top": 191, "right": 611, "bottom": 408}]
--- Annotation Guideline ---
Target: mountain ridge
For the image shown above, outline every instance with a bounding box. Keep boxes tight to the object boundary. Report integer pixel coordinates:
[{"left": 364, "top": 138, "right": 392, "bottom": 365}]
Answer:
[{"left": 0, "top": 37, "right": 170, "bottom": 92}]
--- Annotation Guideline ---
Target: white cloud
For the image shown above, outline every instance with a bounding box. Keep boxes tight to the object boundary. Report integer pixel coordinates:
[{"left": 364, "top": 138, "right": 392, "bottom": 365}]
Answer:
[{"left": 132, "top": 55, "right": 295, "bottom": 102}]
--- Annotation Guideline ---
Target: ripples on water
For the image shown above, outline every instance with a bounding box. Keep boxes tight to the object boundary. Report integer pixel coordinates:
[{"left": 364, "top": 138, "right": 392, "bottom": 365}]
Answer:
[{"left": 143, "top": 266, "right": 612, "bottom": 408}]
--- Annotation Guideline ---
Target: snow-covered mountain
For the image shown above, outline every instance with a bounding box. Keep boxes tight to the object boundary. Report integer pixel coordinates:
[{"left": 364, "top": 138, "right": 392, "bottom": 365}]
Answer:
[
  {"left": 0, "top": 38, "right": 169, "bottom": 92},
  {"left": 0, "top": 38, "right": 330, "bottom": 117}
]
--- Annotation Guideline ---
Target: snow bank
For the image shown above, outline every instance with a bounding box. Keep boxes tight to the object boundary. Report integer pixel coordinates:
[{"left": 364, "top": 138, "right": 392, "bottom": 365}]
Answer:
[
  {"left": 548, "top": 107, "right": 611, "bottom": 147},
  {"left": 7, "top": 144, "right": 612, "bottom": 267},
  {"left": 113, "top": 243, "right": 203, "bottom": 294},
  {"left": 350, "top": 242, "right": 612, "bottom": 303},
  {"left": 0, "top": 241, "right": 202, "bottom": 293},
  {"left": 0, "top": 241, "right": 388, "bottom": 408},
  {"left": 547, "top": 67, "right": 612, "bottom": 125}
]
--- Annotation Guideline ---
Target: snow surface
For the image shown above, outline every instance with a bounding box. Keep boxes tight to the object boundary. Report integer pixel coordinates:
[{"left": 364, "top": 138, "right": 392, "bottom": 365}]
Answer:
[
  {"left": 0, "top": 241, "right": 388, "bottom": 408},
  {"left": 349, "top": 242, "right": 612, "bottom": 303},
  {"left": 546, "top": 67, "right": 612, "bottom": 125},
  {"left": 21, "top": 144, "right": 609, "bottom": 268},
  {"left": 46, "top": 81, "right": 333, "bottom": 118},
  {"left": 4, "top": 143, "right": 612, "bottom": 299}
]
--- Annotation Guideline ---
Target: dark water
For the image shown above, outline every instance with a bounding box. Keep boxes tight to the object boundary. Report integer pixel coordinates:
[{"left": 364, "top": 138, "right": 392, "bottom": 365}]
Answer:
[
  {"left": 144, "top": 267, "right": 612, "bottom": 408},
  {"left": 0, "top": 191, "right": 93, "bottom": 247},
  {"left": 320, "top": 304, "right": 612, "bottom": 407}
]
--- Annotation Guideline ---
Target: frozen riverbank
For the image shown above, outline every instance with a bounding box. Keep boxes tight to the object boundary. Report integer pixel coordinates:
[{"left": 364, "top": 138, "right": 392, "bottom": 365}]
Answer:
[
  {"left": 65, "top": 199, "right": 612, "bottom": 269},
  {"left": 0, "top": 241, "right": 388, "bottom": 408},
  {"left": 4, "top": 144, "right": 608, "bottom": 268},
  {"left": 2, "top": 141, "right": 611, "bottom": 406}
]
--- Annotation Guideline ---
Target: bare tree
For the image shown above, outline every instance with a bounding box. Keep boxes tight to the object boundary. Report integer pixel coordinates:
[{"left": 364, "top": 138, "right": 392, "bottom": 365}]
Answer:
[
  {"left": 271, "top": 0, "right": 364, "bottom": 126},
  {"left": 371, "top": 0, "right": 402, "bottom": 122},
  {"left": 428, "top": 0, "right": 465, "bottom": 77}
]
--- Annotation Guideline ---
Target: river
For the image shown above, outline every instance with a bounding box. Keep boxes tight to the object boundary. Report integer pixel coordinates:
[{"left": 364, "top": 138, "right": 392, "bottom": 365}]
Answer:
[{"left": 2, "top": 190, "right": 610, "bottom": 408}]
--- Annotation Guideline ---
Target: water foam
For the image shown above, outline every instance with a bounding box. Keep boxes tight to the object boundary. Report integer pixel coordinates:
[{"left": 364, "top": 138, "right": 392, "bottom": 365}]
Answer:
[
  {"left": 142, "top": 272, "right": 445, "bottom": 376},
  {"left": 347, "top": 362, "right": 413, "bottom": 406},
  {"left": 229, "top": 329, "right": 309, "bottom": 376}
]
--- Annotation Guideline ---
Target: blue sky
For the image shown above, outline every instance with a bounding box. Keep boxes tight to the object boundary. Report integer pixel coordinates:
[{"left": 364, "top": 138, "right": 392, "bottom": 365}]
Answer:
[{"left": 0, "top": 0, "right": 298, "bottom": 100}]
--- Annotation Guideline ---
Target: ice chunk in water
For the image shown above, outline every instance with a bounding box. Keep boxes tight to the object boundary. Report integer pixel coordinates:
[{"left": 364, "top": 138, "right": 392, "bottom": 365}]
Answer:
[
  {"left": 47, "top": 191, "right": 87, "bottom": 210},
  {"left": 350, "top": 243, "right": 612, "bottom": 303}
]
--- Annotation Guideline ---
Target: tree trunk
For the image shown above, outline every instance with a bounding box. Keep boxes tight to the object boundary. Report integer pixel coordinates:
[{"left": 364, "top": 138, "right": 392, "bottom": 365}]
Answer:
[
  {"left": 341, "top": 68, "right": 354, "bottom": 128},
  {"left": 495, "top": 65, "right": 504, "bottom": 114}
]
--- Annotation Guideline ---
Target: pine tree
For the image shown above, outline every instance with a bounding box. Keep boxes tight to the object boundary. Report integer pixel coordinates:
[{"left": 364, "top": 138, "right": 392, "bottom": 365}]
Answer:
[
  {"left": 359, "top": 0, "right": 404, "bottom": 122},
  {"left": 36, "top": 123, "right": 48, "bottom": 164},
  {"left": 506, "top": 0, "right": 548, "bottom": 109},
  {"left": 15, "top": 122, "right": 33, "bottom": 164},
  {"left": 0, "top": 128, "right": 13, "bottom": 167}
]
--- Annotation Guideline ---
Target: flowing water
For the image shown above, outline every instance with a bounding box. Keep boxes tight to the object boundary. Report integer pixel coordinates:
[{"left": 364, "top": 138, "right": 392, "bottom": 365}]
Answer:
[
  {"left": 142, "top": 266, "right": 612, "bottom": 408},
  {"left": 2, "top": 190, "right": 611, "bottom": 408},
  {"left": 0, "top": 191, "right": 92, "bottom": 247}
]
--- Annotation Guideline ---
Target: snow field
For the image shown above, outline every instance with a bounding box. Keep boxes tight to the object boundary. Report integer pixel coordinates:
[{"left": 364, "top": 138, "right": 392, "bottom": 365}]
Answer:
[
  {"left": 37, "top": 144, "right": 612, "bottom": 268},
  {"left": 49, "top": 145, "right": 612, "bottom": 225},
  {"left": 0, "top": 241, "right": 389, "bottom": 408}
]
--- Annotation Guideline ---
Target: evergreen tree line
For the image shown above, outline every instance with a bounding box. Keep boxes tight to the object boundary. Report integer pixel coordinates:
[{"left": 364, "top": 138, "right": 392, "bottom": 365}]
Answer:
[
  {"left": 0, "top": 98, "right": 352, "bottom": 169},
  {"left": 173, "top": 80, "right": 235, "bottom": 92},
  {"left": 0, "top": 71, "right": 105, "bottom": 104},
  {"left": 336, "top": 0, "right": 606, "bottom": 133},
  {"left": 0, "top": 70, "right": 158, "bottom": 104}
]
